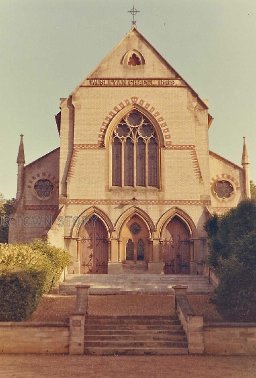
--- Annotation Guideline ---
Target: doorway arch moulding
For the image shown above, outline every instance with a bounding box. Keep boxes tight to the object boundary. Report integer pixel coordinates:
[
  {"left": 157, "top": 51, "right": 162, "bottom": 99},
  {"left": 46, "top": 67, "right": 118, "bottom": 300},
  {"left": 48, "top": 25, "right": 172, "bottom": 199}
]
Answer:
[
  {"left": 156, "top": 207, "right": 198, "bottom": 240},
  {"left": 70, "top": 206, "right": 114, "bottom": 239},
  {"left": 114, "top": 206, "right": 155, "bottom": 240}
]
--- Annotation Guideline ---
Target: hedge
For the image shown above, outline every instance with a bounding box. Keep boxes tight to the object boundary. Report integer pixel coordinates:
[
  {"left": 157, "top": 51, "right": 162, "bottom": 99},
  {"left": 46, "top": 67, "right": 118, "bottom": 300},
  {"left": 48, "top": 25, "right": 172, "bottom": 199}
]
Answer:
[
  {"left": 0, "top": 241, "right": 71, "bottom": 321},
  {"left": 0, "top": 270, "right": 45, "bottom": 321}
]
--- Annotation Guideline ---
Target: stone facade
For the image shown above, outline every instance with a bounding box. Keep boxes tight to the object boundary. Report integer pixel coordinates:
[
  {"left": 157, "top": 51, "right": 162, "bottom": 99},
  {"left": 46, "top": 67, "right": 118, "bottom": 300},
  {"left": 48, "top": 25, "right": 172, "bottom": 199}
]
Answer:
[{"left": 9, "top": 28, "right": 250, "bottom": 275}]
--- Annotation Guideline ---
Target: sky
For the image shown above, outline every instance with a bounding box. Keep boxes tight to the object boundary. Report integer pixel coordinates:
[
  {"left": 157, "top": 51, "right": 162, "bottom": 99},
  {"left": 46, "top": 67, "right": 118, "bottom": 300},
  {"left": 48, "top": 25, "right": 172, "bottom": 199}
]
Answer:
[{"left": 0, "top": 0, "right": 255, "bottom": 199}]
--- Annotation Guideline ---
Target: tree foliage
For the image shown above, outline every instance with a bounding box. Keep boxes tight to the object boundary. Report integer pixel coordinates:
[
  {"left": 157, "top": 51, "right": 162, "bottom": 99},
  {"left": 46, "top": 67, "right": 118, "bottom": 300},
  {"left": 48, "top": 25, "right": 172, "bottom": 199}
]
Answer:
[
  {"left": 0, "top": 194, "right": 15, "bottom": 243},
  {"left": 250, "top": 180, "right": 256, "bottom": 200},
  {"left": 205, "top": 200, "right": 256, "bottom": 321}
]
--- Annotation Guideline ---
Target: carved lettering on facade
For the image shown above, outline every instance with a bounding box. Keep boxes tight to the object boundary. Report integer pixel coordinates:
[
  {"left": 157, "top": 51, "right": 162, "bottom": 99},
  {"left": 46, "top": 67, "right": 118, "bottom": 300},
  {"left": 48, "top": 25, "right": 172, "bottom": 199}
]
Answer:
[{"left": 86, "top": 78, "right": 183, "bottom": 87}]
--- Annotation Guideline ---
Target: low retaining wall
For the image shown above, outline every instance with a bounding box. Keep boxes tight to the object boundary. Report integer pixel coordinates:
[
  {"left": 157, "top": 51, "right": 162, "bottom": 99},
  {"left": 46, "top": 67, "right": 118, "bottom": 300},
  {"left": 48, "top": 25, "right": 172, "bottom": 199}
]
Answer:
[
  {"left": 0, "top": 322, "right": 69, "bottom": 354},
  {"left": 1, "top": 286, "right": 255, "bottom": 355},
  {"left": 204, "top": 322, "right": 256, "bottom": 355},
  {"left": 174, "top": 287, "right": 204, "bottom": 354}
]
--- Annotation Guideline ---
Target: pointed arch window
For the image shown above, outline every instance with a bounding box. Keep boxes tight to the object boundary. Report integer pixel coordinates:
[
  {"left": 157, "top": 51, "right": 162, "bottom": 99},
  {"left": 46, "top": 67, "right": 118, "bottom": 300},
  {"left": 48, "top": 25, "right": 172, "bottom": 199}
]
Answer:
[
  {"left": 137, "top": 239, "right": 145, "bottom": 261},
  {"left": 126, "top": 239, "right": 134, "bottom": 260},
  {"left": 112, "top": 110, "right": 159, "bottom": 188}
]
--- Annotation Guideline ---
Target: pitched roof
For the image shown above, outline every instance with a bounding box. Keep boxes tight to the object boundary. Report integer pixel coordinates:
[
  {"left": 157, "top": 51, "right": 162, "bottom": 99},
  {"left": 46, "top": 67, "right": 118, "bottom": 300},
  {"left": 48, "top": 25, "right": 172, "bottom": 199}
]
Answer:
[
  {"left": 209, "top": 150, "right": 243, "bottom": 171},
  {"left": 71, "top": 28, "right": 209, "bottom": 112}
]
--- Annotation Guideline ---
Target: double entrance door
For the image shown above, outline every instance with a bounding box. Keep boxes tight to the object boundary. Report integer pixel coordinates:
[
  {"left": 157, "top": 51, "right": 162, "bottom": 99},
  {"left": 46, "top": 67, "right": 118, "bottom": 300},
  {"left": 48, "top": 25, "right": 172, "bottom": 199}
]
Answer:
[
  {"left": 78, "top": 214, "right": 191, "bottom": 275},
  {"left": 79, "top": 215, "right": 108, "bottom": 274},
  {"left": 162, "top": 216, "right": 191, "bottom": 274}
]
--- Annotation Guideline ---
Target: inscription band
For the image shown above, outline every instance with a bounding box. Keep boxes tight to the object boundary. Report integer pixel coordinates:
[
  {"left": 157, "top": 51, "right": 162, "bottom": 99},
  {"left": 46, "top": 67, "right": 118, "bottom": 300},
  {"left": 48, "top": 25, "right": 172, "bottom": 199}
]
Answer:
[{"left": 84, "top": 78, "right": 185, "bottom": 87}]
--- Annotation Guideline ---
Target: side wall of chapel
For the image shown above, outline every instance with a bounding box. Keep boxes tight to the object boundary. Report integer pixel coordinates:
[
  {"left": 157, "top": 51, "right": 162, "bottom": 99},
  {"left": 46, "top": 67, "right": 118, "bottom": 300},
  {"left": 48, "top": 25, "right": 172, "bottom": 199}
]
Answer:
[{"left": 9, "top": 149, "right": 60, "bottom": 243}]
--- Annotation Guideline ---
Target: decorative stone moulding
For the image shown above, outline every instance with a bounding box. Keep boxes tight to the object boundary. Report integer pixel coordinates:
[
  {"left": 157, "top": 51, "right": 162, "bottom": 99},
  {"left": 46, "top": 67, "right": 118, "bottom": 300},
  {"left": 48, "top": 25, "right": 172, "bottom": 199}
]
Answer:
[
  {"left": 210, "top": 174, "right": 239, "bottom": 202},
  {"left": 27, "top": 172, "right": 58, "bottom": 201},
  {"left": 97, "top": 96, "right": 172, "bottom": 147}
]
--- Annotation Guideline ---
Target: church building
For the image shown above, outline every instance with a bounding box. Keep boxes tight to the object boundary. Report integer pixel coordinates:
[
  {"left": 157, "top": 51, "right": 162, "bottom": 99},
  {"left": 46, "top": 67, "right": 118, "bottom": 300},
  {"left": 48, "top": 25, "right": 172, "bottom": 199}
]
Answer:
[{"left": 9, "top": 27, "right": 250, "bottom": 275}]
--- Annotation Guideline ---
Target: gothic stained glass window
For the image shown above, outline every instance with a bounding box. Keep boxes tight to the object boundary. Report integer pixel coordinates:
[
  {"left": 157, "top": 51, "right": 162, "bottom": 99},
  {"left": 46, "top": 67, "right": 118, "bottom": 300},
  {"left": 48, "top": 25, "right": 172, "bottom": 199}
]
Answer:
[
  {"left": 112, "top": 110, "right": 159, "bottom": 188},
  {"left": 112, "top": 138, "right": 122, "bottom": 186},
  {"left": 126, "top": 239, "right": 134, "bottom": 260},
  {"left": 124, "top": 138, "right": 134, "bottom": 186},
  {"left": 137, "top": 239, "right": 145, "bottom": 261},
  {"left": 136, "top": 138, "right": 146, "bottom": 186},
  {"left": 148, "top": 138, "right": 158, "bottom": 187}
]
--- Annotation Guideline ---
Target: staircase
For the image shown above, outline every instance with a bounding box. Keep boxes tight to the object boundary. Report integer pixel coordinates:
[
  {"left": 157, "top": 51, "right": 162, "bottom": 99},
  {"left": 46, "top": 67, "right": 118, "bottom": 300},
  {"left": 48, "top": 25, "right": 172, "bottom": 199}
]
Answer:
[
  {"left": 60, "top": 274, "right": 214, "bottom": 295},
  {"left": 84, "top": 315, "right": 188, "bottom": 355}
]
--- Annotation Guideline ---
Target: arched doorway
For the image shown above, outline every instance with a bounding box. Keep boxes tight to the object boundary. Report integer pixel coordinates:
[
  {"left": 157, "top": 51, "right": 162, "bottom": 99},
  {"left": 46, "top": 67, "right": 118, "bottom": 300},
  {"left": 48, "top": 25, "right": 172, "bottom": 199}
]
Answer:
[
  {"left": 79, "top": 215, "right": 108, "bottom": 274},
  {"left": 162, "top": 216, "right": 191, "bottom": 274},
  {"left": 120, "top": 215, "right": 150, "bottom": 263}
]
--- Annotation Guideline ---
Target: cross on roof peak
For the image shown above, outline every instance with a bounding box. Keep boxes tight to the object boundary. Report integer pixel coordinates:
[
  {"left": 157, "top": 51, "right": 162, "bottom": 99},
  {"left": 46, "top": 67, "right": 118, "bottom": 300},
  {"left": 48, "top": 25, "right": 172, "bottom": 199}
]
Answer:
[{"left": 128, "top": 6, "right": 140, "bottom": 28}]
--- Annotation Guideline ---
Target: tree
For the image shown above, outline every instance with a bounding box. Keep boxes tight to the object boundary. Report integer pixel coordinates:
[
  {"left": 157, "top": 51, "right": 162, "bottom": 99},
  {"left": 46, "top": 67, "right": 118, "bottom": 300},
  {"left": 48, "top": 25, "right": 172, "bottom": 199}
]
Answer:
[
  {"left": 0, "top": 195, "right": 15, "bottom": 243},
  {"left": 205, "top": 200, "right": 256, "bottom": 321},
  {"left": 250, "top": 180, "right": 256, "bottom": 200}
]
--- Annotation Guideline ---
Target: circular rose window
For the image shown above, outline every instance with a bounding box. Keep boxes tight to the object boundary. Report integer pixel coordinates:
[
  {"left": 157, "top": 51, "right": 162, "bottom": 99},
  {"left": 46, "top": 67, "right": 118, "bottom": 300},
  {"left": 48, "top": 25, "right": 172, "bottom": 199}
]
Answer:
[
  {"left": 34, "top": 179, "right": 54, "bottom": 198},
  {"left": 213, "top": 180, "right": 234, "bottom": 199},
  {"left": 130, "top": 222, "right": 141, "bottom": 234}
]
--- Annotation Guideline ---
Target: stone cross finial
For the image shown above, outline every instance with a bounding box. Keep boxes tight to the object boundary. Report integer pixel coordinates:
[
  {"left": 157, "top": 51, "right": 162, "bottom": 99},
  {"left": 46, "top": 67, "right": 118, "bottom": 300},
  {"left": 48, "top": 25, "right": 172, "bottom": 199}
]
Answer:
[{"left": 128, "top": 6, "right": 140, "bottom": 27}]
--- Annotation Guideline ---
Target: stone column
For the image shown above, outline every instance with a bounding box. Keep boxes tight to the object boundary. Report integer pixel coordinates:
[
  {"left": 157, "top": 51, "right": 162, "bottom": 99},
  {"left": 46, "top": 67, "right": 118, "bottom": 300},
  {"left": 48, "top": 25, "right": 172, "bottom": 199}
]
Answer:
[
  {"left": 187, "top": 315, "right": 204, "bottom": 354},
  {"left": 172, "top": 285, "right": 188, "bottom": 310},
  {"left": 75, "top": 285, "right": 90, "bottom": 314},
  {"left": 69, "top": 313, "right": 85, "bottom": 355}
]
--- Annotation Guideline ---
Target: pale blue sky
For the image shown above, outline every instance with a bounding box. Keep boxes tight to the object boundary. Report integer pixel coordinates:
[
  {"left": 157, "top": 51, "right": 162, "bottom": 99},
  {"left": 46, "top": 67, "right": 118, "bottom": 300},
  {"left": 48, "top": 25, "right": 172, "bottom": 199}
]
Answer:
[{"left": 0, "top": 0, "right": 255, "bottom": 198}]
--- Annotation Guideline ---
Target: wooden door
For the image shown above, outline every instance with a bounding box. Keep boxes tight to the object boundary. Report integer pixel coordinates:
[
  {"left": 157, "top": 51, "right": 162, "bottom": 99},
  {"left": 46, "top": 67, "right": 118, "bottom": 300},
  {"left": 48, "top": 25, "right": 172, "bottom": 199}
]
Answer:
[
  {"left": 80, "top": 215, "right": 108, "bottom": 274},
  {"left": 162, "top": 216, "right": 190, "bottom": 274}
]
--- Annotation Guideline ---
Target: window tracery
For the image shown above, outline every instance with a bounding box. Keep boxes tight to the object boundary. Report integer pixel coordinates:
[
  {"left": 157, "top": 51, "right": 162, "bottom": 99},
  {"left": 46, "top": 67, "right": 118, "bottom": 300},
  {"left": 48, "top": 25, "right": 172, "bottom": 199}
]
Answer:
[
  {"left": 34, "top": 179, "right": 54, "bottom": 198},
  {"left": 121, "top": 50, "right": 145, "bottom": 66},
  {"left": 128, "top": 53, "right": 141, "bottom": 66},
  {"left": 112, "top": 110, "right": 159, "bottom": 188}
]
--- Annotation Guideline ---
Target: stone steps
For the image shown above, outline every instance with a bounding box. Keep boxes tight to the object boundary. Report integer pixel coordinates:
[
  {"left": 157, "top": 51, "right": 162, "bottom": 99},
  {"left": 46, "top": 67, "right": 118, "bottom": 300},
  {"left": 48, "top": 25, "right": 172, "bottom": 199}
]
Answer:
[
  {"left": 87, "top": 316, "right": 180, "bottom": 328},
  {"left": 60, "top": 273, "right": 214, "bottom": 294},
  {"left": 86, "top": 334, "right": 186, "bottom": 341},
  {"left": 85, "top": 340, "right": 188, "bottom": 348},
  {"left": 84, "top": 315, "right": 188, "bottom": 355},
  {"left": 84, "top": 346, "right": 188, "bottom": 355},
  {"left": 86, "top": 329, "right": 184, "bottom": 336},
  {"left": 87, "top": 324, "right": 182, "bottom": 330}
]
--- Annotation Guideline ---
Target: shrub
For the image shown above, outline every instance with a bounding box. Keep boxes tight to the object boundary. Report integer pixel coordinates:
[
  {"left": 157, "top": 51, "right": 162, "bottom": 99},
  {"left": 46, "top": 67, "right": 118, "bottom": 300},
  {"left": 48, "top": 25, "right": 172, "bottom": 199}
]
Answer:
[
  {"left": 0, "top": 270, "right": 44, "bottom": 321},
  {"left": 30, "top": 240, "right": 71, "bottom": 288},
  {"left": 214, "top": 257, "right": 256, "bottom": 322},
  {"left": 205, "top": 200, "right": 256, "bottom": 322},
  {"left": 0, "top": 241, "right": 70, "bottom": 321},
  {"left": 0, "top": 241, "right": 70, "bottom": 293},
  {"left": 0, "top": 243, "right": 53, "bottom": 293}
]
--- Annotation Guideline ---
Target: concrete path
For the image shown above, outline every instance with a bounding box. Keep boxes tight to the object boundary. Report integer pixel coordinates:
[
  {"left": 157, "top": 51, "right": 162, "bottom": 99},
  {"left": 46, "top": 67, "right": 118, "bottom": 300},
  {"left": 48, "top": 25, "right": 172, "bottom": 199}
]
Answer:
[{"left": 0, "top": 355, "right": 255, "bottom": 378}]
